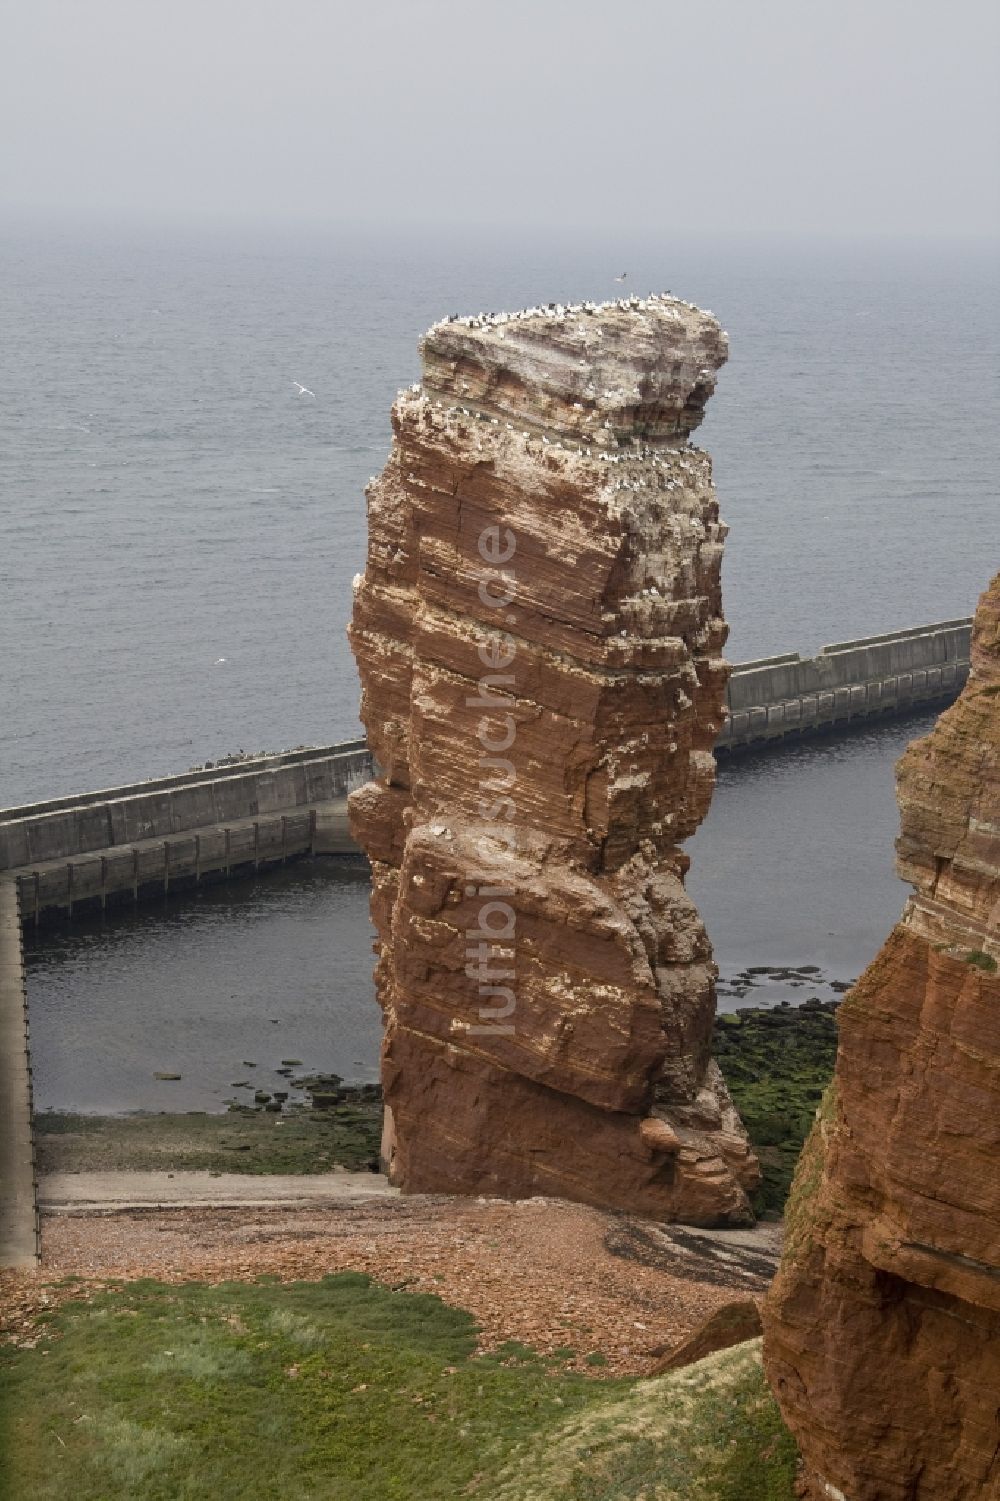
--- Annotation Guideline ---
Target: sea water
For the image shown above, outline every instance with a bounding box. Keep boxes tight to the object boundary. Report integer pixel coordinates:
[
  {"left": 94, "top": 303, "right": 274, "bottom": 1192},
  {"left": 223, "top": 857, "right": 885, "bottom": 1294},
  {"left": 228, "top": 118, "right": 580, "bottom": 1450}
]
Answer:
[{"left": 5, "top": 219, "right": 996, "bottom": 1109}]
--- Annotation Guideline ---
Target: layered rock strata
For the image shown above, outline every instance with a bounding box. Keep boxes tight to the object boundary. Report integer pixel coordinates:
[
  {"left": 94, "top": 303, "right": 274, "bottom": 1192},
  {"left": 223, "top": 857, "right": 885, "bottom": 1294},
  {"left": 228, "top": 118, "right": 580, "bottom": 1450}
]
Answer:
[
  {"left": 764, "top": 572, "right": 1000, "bottom": 1501},
  {"left": 348, "top": 295, "right": 759, "bottom": 1225}
]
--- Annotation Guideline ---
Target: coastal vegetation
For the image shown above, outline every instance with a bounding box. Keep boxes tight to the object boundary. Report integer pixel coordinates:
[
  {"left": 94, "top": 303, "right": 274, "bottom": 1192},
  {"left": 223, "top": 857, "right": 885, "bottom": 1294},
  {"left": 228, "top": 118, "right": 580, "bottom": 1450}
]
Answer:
[
  {"left": 0, "top": 1275, "right": 795, "bottom": 1500},
  {"left": 712, "top": 1002, "right": 839, "bottom": 1217}
]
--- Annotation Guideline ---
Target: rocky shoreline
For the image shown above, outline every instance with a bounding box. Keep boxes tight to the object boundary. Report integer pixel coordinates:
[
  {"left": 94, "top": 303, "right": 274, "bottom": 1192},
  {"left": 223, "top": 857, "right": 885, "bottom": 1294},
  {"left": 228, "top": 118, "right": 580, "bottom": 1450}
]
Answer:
[
  {"left": 36, "top": 1002, "right": 840, "bottom": 1213},
  {"left": 35, "top": 1082, "right": 383, "bottom": 1177}
]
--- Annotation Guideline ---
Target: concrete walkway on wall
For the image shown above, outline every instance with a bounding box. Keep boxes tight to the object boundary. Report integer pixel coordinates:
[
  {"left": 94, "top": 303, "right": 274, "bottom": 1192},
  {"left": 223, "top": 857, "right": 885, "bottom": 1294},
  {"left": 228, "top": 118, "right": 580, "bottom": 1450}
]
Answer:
[{"left": 0, "top": 881, "right": 39, "bottom": 1265}]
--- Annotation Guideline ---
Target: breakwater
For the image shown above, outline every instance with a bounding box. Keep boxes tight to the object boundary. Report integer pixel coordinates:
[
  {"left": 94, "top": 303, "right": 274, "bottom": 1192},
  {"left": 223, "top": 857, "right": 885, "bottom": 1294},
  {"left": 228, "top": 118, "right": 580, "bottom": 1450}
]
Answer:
[
  {"left": 718, "top": 618, "right": 971, "bottom": 753},
  {"left": 0, "top": 743, "right": 370, "bottom": 922},
  {"left": 0, "top": 620, "right": 974, "bottom": 925}
]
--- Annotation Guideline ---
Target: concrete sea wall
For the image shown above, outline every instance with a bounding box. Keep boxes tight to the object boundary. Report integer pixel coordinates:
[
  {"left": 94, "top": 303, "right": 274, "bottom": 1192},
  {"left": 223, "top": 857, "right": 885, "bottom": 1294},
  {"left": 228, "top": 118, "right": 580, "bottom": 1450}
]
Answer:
[
  {"left": 0, "top": 619, "right": 973, "bottom": 921},
  {"left": 0, "top": 743, "right": 370, "bottom": 874},
  {"left": 0, "top": 743, "right": 372, "bottom": 923},
  {"left": 718, "top": 618, "right": 971, "bottom": 752}
]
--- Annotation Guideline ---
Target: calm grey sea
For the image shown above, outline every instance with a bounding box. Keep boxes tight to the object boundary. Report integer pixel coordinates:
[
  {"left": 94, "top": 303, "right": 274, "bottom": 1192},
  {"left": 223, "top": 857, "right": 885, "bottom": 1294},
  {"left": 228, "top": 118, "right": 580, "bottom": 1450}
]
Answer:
[
  {"left": 25, "top": 713, "right": 937, "bottom": 1113},
  {"left": 5, "top": 220, "right": 997, "bottom": 1110}
]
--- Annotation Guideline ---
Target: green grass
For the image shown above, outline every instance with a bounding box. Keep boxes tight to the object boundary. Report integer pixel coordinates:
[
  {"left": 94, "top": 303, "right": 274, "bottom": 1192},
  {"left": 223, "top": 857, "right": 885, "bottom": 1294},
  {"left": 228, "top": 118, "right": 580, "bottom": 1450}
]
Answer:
[
  {"left": 965, "top": 950, "right": 998, "bottom": 973},
  {"left": 713, "top": 1005, "right": 839, "bottom": 1216},
  {"left": 34, "top": 1105, "right": 382, "bottom": 1176},
  {"left": 488, "top": 1339, "right": 796, "bottom": 1500},
  {"left": 781, "top": 1083, "right": 837, "bottom": 1260},
  {"left": 0, "top": 1278, "right": 796, "bottom": 1501}
]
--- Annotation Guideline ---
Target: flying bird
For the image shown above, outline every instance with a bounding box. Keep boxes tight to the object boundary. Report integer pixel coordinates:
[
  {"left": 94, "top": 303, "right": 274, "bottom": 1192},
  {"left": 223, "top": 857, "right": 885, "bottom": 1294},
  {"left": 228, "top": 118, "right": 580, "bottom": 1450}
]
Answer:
[
  {"left": 292, "top": 382, "right": 315, "bottom": 398},
  {"left": 614, "top": 271, "right": 628, "bottom": 282}
]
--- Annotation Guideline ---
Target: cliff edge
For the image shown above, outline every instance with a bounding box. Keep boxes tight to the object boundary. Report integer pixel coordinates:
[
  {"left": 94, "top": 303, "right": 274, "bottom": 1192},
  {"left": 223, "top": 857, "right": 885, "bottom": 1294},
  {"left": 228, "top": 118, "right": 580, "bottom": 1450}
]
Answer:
[{"left": 764, "top": 572, "right": 1000, "bottom": 1500}]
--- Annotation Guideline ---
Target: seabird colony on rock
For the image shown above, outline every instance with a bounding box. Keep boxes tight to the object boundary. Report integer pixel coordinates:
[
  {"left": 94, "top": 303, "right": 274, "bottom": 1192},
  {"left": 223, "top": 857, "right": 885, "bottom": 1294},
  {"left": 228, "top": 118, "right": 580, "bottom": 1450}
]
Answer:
[
  {"left": 394, "top": 399, "right": 716, "bottom": 464},
  {"left": 392, "top": 293, "right": 725, "bottom": 464},
  {"left": 393, "top": 402, "right": 717, "bottom": 464},
  {"left": 386, "top": 393, "right": 715, "bottom": 471},
  {"left": 432, "top": 291, "right": 724, "bottom": 335}
]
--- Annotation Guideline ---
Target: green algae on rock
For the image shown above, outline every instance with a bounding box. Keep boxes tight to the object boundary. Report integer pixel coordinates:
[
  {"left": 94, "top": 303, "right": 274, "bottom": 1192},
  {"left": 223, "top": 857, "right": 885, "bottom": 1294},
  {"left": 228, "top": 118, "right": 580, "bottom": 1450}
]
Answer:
[{"left": 712, "top": 1002, "right": 839, "bottom": 1217}]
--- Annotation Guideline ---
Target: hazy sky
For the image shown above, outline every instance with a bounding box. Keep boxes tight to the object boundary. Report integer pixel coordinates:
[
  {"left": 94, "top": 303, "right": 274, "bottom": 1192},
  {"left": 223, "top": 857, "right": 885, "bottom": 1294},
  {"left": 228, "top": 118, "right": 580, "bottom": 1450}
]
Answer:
[{"left": 3, "top": 0, "right": 997, "bottom": 237}]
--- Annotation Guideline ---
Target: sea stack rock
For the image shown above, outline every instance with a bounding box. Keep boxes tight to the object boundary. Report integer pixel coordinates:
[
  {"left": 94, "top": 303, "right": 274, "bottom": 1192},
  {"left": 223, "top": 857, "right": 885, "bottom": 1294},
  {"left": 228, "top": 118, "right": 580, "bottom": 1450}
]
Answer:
[
  {"left": 764, "top": 572, "right": 1000, "bottom": 1501},
  {"left": 348, "top": 295, "right": 759, "bottom": 1225}
]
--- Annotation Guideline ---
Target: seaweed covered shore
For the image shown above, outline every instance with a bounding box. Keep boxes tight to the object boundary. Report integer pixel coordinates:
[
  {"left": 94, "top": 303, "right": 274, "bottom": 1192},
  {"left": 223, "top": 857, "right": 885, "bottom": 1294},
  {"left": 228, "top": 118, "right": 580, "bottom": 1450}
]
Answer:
[{"left": 36, "top": 1006, "right": 839, "bottom": 1214}]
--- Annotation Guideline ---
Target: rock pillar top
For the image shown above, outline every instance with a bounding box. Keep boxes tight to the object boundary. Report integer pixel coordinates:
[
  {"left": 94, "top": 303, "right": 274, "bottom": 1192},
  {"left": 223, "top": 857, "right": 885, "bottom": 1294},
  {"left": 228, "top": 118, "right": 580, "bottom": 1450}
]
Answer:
[{"left": 419, "top": 294, "right": 728, "bottom": 445}]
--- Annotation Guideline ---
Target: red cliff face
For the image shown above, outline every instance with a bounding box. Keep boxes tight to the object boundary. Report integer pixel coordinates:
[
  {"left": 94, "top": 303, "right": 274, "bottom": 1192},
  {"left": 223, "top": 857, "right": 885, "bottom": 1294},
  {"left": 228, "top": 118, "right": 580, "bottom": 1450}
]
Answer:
[
  {"left": 347, "top": 296, "right": 759, "bottom": 1225},
  {"left": 764, "top": 573, "right": 1000, "bottom": 1501}
]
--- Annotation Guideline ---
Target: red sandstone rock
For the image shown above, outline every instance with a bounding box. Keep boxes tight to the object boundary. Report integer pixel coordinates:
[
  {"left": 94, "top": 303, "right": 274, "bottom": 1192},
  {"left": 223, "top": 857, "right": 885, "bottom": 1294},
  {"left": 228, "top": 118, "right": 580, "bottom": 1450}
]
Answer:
[
  {"left": 764, "top": 572, "right": 1000, "bottom": 1501},
  {"left": 348, "top": 296, "right": 758, "bottom": 1226},
  {"left": 649, "top": 1297, "right": 763, "bottom": 1374}
]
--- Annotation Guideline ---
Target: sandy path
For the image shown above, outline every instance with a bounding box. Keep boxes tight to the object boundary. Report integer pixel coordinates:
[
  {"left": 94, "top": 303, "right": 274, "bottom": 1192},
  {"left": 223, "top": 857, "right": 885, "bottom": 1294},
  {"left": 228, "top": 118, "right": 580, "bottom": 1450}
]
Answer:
[{"left": 39, "top": 1169, "right": 397, "bottom": 1210}]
